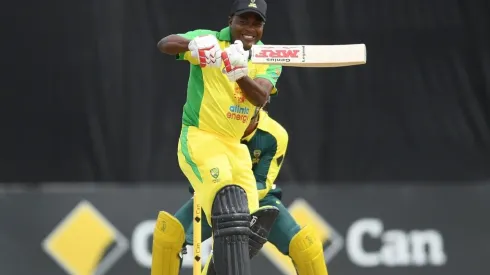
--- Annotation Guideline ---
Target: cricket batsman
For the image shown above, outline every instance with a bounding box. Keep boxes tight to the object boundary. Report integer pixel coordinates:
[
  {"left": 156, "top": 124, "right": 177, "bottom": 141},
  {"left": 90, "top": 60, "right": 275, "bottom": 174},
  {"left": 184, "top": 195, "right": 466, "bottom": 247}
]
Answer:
[
  {"left": 151, "top": 0, "right": 281, "bottom": 274},
  {"left": 153, "top": 109, "right": 330, "bottom": 275}
]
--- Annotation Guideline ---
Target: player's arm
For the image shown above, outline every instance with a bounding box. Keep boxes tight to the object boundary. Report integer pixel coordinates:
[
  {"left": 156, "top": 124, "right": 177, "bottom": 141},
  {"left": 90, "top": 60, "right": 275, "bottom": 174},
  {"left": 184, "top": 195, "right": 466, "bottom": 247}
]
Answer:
[
  {"left": 254, "top": 130, "right": 288, "bottom": 197},
  {"left": 157, "top": 34, "right": 191, "bottom": 55},
  {"left": 238, "top": 63, "right": 282, "bottom": 106},
  {"left": 229, "top": 64, "right": 282, "bottom": 106},
  {"left": 236, "top": 77, "right": 272, "bottom": 107}
]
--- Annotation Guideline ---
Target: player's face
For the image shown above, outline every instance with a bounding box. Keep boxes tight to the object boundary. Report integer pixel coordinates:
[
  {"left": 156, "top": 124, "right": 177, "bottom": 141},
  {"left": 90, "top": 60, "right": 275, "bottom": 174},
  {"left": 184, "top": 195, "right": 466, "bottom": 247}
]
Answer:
[{"left": 229, "top": 13, "right": 264, "bottom": 50}]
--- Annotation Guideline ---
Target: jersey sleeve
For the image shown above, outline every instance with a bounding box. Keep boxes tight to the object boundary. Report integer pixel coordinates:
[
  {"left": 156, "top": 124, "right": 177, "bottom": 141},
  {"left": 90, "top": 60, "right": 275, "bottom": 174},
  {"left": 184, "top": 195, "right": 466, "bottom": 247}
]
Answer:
[
  {"left": 254, "top": 130, "right": 288, "bottom": 199},
  {"left": 254, "top": 64, "right": 282, "bottom": 96},
  {"left": 175, "top": 29, "right": 218, "bottom": 65}
]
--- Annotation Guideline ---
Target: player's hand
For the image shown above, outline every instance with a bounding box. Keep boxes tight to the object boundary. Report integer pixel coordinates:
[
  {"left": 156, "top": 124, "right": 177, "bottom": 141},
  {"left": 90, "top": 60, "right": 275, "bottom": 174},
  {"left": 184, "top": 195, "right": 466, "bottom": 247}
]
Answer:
[
  {"left": 188, "top": 35, "right": 222, "bottom": 68},
  {"left": 221, "top": 40, "right": 249, "bottom": 82}
]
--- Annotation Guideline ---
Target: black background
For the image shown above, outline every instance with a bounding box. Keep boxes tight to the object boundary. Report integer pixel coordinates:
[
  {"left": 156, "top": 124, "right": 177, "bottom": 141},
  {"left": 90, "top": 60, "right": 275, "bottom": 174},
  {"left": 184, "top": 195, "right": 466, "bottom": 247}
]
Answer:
[{"left": 1, "top": 0, "right": 489, "bottom": 183}]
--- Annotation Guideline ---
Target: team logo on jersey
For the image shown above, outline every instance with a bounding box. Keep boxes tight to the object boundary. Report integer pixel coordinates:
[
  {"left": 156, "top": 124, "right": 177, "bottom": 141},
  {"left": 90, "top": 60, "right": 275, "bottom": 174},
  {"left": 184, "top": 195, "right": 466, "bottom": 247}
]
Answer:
[
  {"left": 234, "top": 85, "right": 246, "bottom": 103},
  {"left": 210, "top": 167, "right": 220, "bottom": 183},
  {"left": 227, "top": 105, "right": 250, "bottom": 123},
  {"left": 252, "top": 149, "right": 261, "bottom": 164}
]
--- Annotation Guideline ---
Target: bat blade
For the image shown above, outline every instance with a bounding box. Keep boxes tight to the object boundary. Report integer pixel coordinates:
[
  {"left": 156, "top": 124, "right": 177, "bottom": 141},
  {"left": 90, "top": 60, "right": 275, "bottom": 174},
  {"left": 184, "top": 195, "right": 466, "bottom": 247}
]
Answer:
[{"left": 250, "top": 44, "right": 366, "bottom": 67}]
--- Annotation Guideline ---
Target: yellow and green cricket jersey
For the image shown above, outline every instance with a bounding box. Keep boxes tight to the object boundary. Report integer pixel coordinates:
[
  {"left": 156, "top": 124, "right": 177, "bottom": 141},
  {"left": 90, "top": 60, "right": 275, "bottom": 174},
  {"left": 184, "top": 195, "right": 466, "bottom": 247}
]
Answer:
[
  {"left": 189, "top": 109, "right": 288, "bottom": 199},
  {"left": 176, "top": 27, "right": 282, "bottom": 140},
  {"left": 242, "top": 110, "right": 288, "bottom": 199}
]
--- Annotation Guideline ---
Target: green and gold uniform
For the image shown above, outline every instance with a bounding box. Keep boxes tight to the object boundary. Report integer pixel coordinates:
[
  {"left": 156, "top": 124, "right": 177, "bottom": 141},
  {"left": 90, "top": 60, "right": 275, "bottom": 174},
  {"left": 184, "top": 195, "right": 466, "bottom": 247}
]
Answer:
[
  {"left": 153, "top": 26, "right": 327, "bottom": 275},
  {"left": 176, "top": 110, "right": 298, "bottom": 254},
  {"left": 175, "top": 27, "right": 281, "bottom": 225},
  {"left": 165, "top": 110, "right": 329, "bottom": 275}
]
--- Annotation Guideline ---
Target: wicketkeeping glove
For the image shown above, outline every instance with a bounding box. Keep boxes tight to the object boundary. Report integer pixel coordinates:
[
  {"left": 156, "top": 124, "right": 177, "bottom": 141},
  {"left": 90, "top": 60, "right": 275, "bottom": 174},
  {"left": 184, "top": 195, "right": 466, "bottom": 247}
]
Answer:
[
  {"left": 221, "top": 40, "right": 249, "bottom": 82},
  {"left": 188, "top": 35, "right": 222, "bottom": 68}
]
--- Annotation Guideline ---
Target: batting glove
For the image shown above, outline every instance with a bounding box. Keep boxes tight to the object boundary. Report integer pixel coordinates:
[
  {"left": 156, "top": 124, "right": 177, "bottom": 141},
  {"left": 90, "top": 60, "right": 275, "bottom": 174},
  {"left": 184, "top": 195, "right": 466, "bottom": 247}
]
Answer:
[
  {"left": 188, "top": 35, "right": 222, "bottom": 68},
  {"left": 221, "top": 40, "right": 249, "bottom": 82}
]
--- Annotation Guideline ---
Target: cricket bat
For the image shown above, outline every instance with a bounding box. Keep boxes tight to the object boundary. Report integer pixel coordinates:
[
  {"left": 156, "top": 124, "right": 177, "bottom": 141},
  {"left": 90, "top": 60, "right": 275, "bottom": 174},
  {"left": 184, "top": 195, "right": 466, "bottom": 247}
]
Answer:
[{"left": 250, "top": 44, "right": 366, "bottom": 67}]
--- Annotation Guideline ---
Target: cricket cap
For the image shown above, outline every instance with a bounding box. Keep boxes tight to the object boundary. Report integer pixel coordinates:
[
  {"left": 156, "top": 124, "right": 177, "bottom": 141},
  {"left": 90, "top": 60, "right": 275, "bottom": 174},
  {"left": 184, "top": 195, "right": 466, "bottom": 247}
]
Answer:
[{"left": 230, "top": 0, "right": 267, "bottom": 22}]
